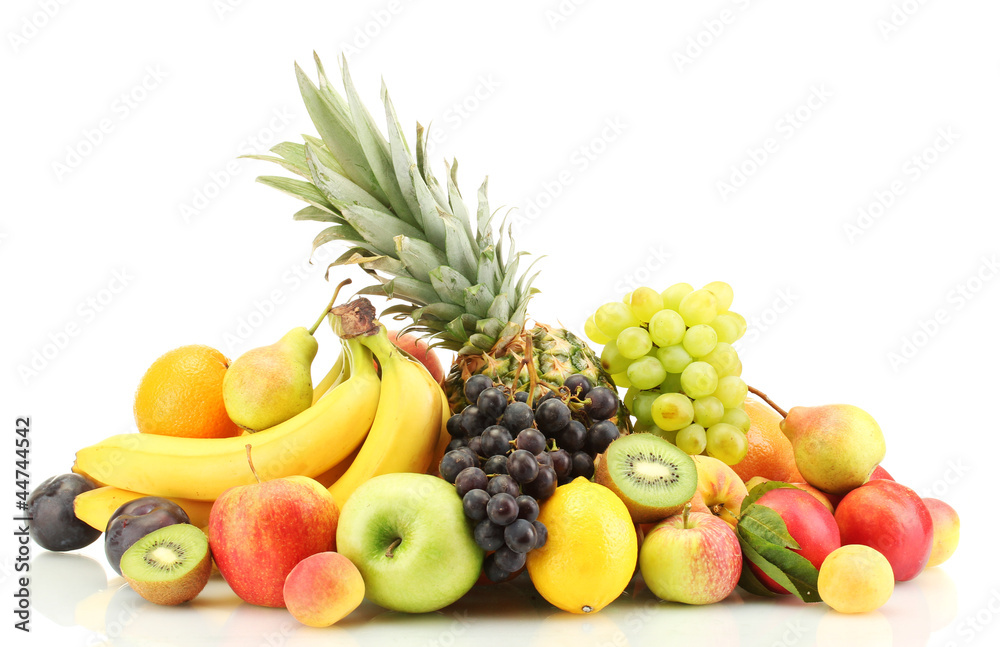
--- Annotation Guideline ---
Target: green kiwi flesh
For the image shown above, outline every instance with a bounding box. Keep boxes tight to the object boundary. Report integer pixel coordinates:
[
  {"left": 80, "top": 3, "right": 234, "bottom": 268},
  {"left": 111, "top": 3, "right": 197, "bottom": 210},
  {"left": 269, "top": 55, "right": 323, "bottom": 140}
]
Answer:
[
  {"left": 121, "top": 523, "right": 211, "bottom": 606},
  {"left": 594, "top": 432, "right": 698, "bottom": 523}
]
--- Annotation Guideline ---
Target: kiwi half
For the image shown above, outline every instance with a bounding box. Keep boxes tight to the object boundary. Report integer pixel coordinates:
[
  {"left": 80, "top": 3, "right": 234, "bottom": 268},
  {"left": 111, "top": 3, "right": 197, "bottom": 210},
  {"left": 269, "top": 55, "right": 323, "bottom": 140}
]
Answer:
[
  {"left": 594, "top": 433, "right": 698, "bottom": 523},
  {"left": 120, "top": 523, "right": 211, "bottom": 606}
]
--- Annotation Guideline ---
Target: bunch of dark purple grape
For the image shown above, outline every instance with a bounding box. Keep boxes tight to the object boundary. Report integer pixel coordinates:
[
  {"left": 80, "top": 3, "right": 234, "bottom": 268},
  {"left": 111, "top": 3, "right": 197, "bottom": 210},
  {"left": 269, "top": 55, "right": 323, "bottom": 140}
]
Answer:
[{"left": 438, "top": 373, "right": 622, "bottom": 582}]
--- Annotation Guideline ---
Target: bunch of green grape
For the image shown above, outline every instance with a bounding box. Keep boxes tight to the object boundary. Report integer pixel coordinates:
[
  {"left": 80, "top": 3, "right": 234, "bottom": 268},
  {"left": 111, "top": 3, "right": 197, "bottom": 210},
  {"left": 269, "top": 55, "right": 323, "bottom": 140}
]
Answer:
[{"left": 584, "top": 281, "right": 752, "bottom": 465}]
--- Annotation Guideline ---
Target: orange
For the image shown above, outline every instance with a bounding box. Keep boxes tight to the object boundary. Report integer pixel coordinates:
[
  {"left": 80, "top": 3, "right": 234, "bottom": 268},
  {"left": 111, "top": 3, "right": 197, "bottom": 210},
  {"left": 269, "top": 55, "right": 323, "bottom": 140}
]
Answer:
[
  {"left": 134, "top": 345, "right": 241, "bottom": 439},
  {"left": 730, "top": 398, "right": 799, "bottom": 483},
  {"left": 526, "top": 477, "right": 637, "bottom": 614}
]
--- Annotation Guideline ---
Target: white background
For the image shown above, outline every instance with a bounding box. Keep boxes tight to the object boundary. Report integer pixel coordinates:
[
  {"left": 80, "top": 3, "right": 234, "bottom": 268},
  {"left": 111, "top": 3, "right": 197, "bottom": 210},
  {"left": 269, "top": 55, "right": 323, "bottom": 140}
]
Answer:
[{"left": 2, "top": 1, "right": 997, "bottom": 645}]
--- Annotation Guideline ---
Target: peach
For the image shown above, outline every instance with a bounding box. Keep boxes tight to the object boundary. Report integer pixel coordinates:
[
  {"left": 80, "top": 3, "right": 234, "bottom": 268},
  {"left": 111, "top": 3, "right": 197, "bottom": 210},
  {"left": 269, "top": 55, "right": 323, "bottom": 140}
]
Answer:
[
  {"left": 818, "top": 544, "right": 894, "bottom": 613},
  {"left": 387, "top": 331, "right": 444, "bottom": 384},
  {"left": 283, "top": 552, "right": 364, "bottom": 627},
  {"left": 922, "top": 498, "right": 959, "bottom": 568},
  {"left": 689, "top": 455, "right": 747, "bottom": 528}
]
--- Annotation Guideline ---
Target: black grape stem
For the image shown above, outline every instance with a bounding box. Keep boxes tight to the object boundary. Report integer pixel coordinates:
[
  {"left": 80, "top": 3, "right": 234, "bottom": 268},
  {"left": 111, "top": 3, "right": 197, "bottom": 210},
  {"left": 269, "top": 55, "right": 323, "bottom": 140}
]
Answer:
[{"left": 747, "top": 386, "right": 787, "bottom": 418}]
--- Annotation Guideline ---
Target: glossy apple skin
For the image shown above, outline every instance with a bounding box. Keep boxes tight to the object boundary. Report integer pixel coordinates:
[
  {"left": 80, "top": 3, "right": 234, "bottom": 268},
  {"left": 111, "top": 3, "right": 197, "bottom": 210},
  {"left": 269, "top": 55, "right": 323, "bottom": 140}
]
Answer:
[
  {"left": 283, "top": 552, "right": 364, "bottom": 627},
  {"left": 209, "top": 475, "right": 339, "bottom": 607},
  {"left": 921, "top": 498, "right": 959, "bottom": 568},
  {"left": 689, "top": 455, "right": 747, "bottom": 528},
  {"left": 869, "top": 465, "right": 894, "bottom": 481},
  {"left": 336, "top": 472, "right": 483, "bottom": 613},
  {"left": 748, "top": 487, "right": 841, "bottom": 594},
  {"left": 640, "top": 511, "right": 742, "bottom": 605},
  {"left": 834, "top": 480, "right": 932, "bottom": 581},
  {"left": 387, "top": 331, "right": 444, "bottom": 384}
]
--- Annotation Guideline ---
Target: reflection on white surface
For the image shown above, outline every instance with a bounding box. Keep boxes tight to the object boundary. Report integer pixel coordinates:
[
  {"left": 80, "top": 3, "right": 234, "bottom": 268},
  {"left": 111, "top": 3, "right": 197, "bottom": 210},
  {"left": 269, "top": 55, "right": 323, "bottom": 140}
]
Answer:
[{"left": 27, "top": 552, "right": 960, "bottom": 647}]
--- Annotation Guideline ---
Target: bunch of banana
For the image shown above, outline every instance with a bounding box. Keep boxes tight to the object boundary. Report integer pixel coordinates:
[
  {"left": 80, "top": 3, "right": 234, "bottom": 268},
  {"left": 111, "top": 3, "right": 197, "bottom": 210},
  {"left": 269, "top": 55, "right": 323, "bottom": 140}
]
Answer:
[{"left": 72, "top": 301, "right": 450, "bottom": 521}]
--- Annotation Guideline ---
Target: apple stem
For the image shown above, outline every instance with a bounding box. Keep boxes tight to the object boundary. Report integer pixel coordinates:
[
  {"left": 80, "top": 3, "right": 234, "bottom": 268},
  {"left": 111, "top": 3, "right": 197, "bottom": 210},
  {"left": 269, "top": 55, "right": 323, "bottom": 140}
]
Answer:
[
  {"left": 385, "top": 538, "right": 401, "bottom": 558},
  {"left": 309, "top": 278, "right": 352, "bottom": 336},
  {"left": 747, "top": 385, "right": 788, "bottom": 418},
  {"left": 245, "top": 444, "right": 261, "bottom": 484},
  {"left": 682, "top": 502, "right": 692, "bottom": 529}
]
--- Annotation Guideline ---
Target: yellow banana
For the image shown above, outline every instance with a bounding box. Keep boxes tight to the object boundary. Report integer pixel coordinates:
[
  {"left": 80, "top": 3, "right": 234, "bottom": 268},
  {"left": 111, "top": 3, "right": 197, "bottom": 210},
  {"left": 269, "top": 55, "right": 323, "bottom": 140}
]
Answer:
[
  {"left": 328, "top": 327, "right": 442, "bottom": 509},
  {"left": 73, "top": 338, "right": 380, "bottom": 501},
  {"left": 311, "top": 350, "right": 346, "bottom": 404},
  {"left": 74, "top": 486, "right": 214, "bottom": 531},
  {"left": 427, "top": 385, "right": 453, "bottom": 477}
]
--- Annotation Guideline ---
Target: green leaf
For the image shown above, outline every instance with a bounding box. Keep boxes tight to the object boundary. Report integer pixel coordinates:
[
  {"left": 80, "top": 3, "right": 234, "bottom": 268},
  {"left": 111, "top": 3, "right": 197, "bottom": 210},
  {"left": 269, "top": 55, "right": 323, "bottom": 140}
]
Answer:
[
  {"left": 294, "top": 63, "right": 386, "bottom": 203},
  {"left": 447, "top": 159, "right": 477, "bottom": 247},
  {"left": 464, "top": 283, "right": 496, "bottom": 318},
  {"left": 440, "top": 211, "right": 478, "bottom": 283},
  {"left": 746, "top": 534, "right": 821, "bottom": 603},
  {"left": 312, "top": 225, "right": 375, "bottom": 256},
  {"left": 382, "top": 85, "right": 423, "bottom": 226},
  {"left": 741, "top": 481, "right": 799, "bottom": 514},
  {"left": 394, "top": 235, "right": 446, "bottom": 283},
  {"left": 486, "top": 293, "right": 511, "bottom": 322},
  {"left": 429, "top": 266, "right": 472, "bottom": 306},
  {"left": 305, "top": 144, "right": 388, "bottom": 213},
  {"left": 412, "top": 302, "right": 465, "bottom": 322},
  {"left": 292, "top": 205, "right": 344, "bottom": 224},
  {"left": 476, "top": 177, "right": 493, "bottom": 246},
  {"left": 410, "top": 165, "right": 447, "bottom": 250},
  {"left": 738, "top": 504, "right": 800, "bottom": 550},
  {"left": 381, "top": 277, "right": 440, "bottom": 306},
  {"left": 415, "top": 122, "right": 449, "bottom": 210},
  {"left": 241, "top": 153, "right": 310, "bottom": 179},
  {"left": 256, "top": 176, "right": 337, "bottom": 214},
  {"left": 339, "top": 204, "right": 423, "bottom": 258},
  {"left": 737, "top": 563, "right": 778, "bottom": 598},
  {"left": 341, "top": 60, "right": 416, "bottom": 226}
]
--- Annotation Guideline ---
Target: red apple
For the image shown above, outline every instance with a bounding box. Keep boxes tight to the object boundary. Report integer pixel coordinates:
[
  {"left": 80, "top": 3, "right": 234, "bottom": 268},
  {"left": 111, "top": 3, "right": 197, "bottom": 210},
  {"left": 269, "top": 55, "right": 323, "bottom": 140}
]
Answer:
[
  {"left": 748, "top": 487, "right": 841, "bottom": 594},
  {"left": 387, "top": 330, "right": 444, "bottom": 384},
  {"left": 689, "top": 455, "right": 747, "bottom": 528},
  {"left": 639, "top": 508, "right": 742, "bottom": 605},
  {"left": 209, "top": 451, "right": 340, "bottom": 607},
  {"left": 834, "top": 480, "right": 932, "bottom": 581},
  {"left": 922, "top": 498, "right": 959, "bottom": 568},
  {"left": 869, "top": 465, "right": 894, "bottom": 481}
]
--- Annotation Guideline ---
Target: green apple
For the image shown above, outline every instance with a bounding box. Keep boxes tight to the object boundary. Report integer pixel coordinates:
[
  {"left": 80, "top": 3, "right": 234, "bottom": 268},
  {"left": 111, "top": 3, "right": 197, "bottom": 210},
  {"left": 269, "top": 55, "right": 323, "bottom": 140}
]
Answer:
[{"left": 335, "top": 472, "right": 483, "bottom": 613}]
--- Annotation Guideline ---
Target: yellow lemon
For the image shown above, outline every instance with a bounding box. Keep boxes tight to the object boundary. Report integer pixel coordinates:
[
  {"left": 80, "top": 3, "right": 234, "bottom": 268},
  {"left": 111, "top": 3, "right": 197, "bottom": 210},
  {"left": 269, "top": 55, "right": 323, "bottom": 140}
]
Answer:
[{"left": 526, "top": 477, "right": 637, "bottom": 614}]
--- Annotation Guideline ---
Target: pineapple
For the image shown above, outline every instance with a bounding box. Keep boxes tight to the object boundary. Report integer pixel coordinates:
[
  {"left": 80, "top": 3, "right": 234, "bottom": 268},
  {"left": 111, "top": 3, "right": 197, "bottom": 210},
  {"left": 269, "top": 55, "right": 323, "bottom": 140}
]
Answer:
[{"left": 251, "top": 55, "right": 614, "bottom": 412}]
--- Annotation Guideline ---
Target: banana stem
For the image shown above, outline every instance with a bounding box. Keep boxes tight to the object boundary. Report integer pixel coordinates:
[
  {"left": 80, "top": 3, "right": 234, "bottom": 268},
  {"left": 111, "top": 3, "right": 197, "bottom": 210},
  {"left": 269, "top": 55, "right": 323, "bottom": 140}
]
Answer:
[
  {"left": 308, "top": 278, "right": 353, "bottom": 336},
  {"left": 747, "top": 385, "right": 787, "bottom": 418},
  {"left": 245, "top": 444, "right": 261, "bottom": 483}
]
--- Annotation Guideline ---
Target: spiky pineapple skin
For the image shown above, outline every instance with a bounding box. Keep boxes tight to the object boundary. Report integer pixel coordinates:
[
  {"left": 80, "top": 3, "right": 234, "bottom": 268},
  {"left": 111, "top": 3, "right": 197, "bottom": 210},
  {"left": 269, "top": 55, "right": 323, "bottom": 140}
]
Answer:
[{"left": 443, "top": 324, "right": 616, "bottom": 412}]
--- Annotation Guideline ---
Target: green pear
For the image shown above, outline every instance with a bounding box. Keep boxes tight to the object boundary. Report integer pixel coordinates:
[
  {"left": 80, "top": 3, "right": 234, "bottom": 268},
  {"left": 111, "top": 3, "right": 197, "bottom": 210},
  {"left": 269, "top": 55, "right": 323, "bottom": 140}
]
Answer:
[
  {"left": 223, "top": 327, "right": 319, "bottom": 432},
  {"left": 779, "top": 404, "right": 886, "bottom": 495}
]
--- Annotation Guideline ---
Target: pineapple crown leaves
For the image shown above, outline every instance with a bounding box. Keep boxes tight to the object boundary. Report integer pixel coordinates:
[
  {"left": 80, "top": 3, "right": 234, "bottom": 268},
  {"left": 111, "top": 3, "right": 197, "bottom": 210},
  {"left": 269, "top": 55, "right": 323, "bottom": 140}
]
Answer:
[{"left": 249, "top": 53, "right": 537, "bottom": 355}]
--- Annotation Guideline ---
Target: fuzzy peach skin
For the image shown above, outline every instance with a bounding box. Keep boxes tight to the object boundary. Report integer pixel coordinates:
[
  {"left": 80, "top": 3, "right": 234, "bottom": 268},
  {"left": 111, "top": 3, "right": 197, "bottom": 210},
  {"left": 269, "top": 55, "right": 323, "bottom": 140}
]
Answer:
[
  {"left": 818, "top": 544, "right": 894, "bottom": 614},
  {"left": 689, "top": 455, "right": 747, "bottom": 528},
  {"left": 283, "top": 552, "right": 364, "bottom": 627},
  {"left": 922, "top": 498, "right": 959, "bottom": 568}
]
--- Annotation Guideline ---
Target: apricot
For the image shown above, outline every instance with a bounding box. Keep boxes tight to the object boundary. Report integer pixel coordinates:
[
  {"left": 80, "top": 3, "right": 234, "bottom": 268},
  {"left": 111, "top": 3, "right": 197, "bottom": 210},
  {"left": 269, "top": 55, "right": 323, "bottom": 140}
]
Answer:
[
  {"left": 923, "top": 498, "right": 960, "bottom": 568},
  {"left": 283, "top": 552, "right": 364, "bottom": 627},
  {"left": 818, "top": 544, "right": 894, "bottom": 613}
]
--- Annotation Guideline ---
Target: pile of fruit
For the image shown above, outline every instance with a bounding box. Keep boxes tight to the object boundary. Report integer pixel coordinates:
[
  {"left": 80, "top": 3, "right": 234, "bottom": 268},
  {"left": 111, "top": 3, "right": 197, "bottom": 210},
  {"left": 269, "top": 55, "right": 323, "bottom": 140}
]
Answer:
[{"left": 26, "top": 56, "right": 960, "bottom": 630}]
